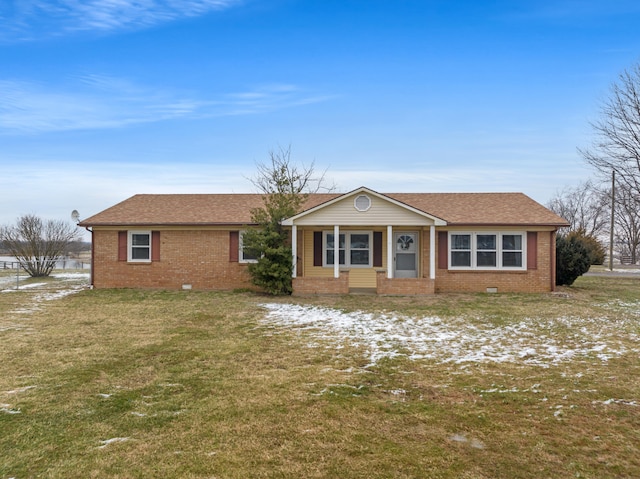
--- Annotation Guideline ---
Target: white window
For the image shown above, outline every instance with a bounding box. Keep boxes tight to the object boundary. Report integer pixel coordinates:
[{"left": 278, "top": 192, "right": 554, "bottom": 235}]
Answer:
[
  {"left": 502, "top": 234, "right": 523, "bottom": 267},
  {"left": 323, "top": 231, "right": 372, "bottom": 268},
  {"left": 449, "top": 232, "right": 525, "bottom": 270},
  {"left": 239, "top": 231, "right": 259, "bottom": 263},
  {"left": 129, "top": 231, "right": 151, "bottom": 262},
  {"left": 325, "top": 232, "right": 345, "bottom": 266},
  {"left": 476, "top": 234, "right": 497, "bottom": 267},
  {"left": 450, "top": 234, "right": 471, "bottom": 267}
]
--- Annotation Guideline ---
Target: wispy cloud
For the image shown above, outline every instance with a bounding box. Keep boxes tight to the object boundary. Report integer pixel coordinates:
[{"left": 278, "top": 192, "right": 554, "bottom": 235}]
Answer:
[
  {"left": 327, "top": 162, "right": 585, "bottom": 203},
  {"left": 224, "top": 84, "right": 335, "bottom": 115},
  {"left": 0, "top": 75, "right": 332, "bottom": 133},
  {"left": 0, "top": 157, "right": 250, "bottom": 229},
  {"left": 0, "top": 0, "right": 241, "bottom": 40}
]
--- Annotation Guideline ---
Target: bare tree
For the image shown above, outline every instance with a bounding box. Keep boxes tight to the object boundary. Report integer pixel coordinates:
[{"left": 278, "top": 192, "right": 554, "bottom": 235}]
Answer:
[
  {"left": 613, "top": 184, "right": 640, "bottom": 264},
  {"left": 579, "top": 63, "right": 640, "bottom": 201},
  {"left": 546, "top": 180, "right": 609, "bottom": 236},
  {"left": 243, "top": 145, "right": 334, "bottom": 294},
  {"left": 250, "top": 145, "right": 334, "bottom": 195},
  {"left": 248, "top": 144, "right": 335, "bottom": 230},
  {"left": 0, "top": 214, "right": 82, "bottom": 277}
]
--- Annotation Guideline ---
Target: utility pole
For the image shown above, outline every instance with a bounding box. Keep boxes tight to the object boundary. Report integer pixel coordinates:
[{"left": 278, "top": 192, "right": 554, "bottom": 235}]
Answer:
[{"left": 609, "top": 170, "right": 615, "bottom": 271}]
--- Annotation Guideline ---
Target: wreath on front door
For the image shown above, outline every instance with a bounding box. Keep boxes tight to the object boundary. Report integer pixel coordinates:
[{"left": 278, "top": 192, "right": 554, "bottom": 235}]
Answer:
[{"left": 397, "top": 235, "right": 414, "bottom": 251}]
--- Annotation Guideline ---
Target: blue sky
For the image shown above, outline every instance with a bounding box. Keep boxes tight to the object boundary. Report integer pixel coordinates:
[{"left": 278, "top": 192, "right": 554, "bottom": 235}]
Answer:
[{"left": 1, "top": 0, "right": 640, "bottom": 230}]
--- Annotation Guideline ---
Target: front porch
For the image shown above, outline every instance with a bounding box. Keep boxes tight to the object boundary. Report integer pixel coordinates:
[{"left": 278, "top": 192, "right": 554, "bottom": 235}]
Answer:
[
  {"left": 291, "top": 269, "right": 435, "bottom": 296},
  {"left": 375, "top": 270, "right": 435, "bottom": 295},
  {"left": 282, "top": 187, "right": 446, "bottom": 296}
]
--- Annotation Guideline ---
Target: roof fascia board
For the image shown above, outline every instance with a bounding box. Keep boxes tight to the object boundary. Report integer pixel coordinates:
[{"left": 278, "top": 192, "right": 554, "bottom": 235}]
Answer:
[
  {"left": 79, "top": 222, "right": 259, "bottom": 227},
  {"left": 444, "top": 222, "right": 569, "bottom": 228}
]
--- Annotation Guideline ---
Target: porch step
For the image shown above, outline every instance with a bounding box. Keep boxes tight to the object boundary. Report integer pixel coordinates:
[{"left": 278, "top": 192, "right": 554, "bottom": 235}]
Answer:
[{"left": 349, "top": 288, "right": 377, "bottom": 295}]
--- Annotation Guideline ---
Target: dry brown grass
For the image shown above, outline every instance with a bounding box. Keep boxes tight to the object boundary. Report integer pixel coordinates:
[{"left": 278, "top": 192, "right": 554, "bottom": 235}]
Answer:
[{"left": 1, "top": 272, "right": 639, "bottom": 478}]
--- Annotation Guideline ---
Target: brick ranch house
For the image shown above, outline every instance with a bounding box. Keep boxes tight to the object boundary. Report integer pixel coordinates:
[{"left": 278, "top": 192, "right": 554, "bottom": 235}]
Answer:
[{"left": 78, "top": 186, "right": 569, "bottom": 295}]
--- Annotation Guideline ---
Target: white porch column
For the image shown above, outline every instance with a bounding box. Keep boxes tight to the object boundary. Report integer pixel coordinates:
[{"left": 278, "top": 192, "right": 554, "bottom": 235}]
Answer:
[
  {"left": 291, "top": 224, "right": 297, "bottom": 278},
  {"left": 333, "top": 225, "right": 340, "bottom": 278},
  {"left": 387, "top": 225, "right": 393, "bottom": 279},
  {"left": 430, "top": 225, "right": 436, "bottom": 280}
]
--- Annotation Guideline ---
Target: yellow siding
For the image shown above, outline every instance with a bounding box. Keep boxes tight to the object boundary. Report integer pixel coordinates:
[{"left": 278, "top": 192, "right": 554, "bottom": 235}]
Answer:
[
  {"left": 348, "top": 268, "right": 376, "bottom": 288},
  {"left": 301, "top": 228, "right": 388, "bottom": 288},
  {"left": 302, "top": 230, "right": 333, "bottom": 278},
  {"left": 299, "top": 227, "right": 440, "bottom": 283},
  {"left": 294, "top": 194, "right": 434, "bottom": 226}
]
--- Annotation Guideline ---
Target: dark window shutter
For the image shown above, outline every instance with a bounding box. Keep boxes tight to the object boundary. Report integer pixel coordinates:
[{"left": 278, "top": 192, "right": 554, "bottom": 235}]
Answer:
[
  {"left": 313, "top": 231, "right": 323, "bottom": 267},
  {"left": 229, "top": 231, "right": 239, "bottom": 262},
  {"left": 151, "top": 231, "right": 161, "bottom": 261},
  {"left": 438, "top": 231, "right": 448, "bottom": 269},
  {"left": 527, "top": 232, "right": 538, "bottom": 270},
  {"left": 118, "top": 231, "right": 127, "bottom": 261},
  {"left": 373, "top": 231, "right": 383, "bottom": 267}
]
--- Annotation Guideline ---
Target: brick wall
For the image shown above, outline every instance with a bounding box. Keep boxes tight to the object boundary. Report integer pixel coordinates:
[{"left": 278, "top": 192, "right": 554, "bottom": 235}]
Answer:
[
  {"left": 91, "top": 229, "right": 254, "bottom": 290},
  {"left": 291, "top": 271, "right": 349, "bottom": 295},
  {"left": 376, "top": 271, "right": 435, "bottom": 295},
  {"left": 434, "top": 230, "right": 554, "bottom": 293},
  {"left": 91, "top": 227, "right": 557, "bottom": 294}
]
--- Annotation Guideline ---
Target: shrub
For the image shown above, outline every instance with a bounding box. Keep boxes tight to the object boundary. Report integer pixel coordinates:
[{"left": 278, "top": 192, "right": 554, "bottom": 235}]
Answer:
[
  {"left": 556, "top": 233, "right": 592, "bottom": 286},
  {"left": 569, "top": 229, "right": 606, "bottom": 265},
  {"left": 582, "top": 234, "right": 606, "bottom": 265}
]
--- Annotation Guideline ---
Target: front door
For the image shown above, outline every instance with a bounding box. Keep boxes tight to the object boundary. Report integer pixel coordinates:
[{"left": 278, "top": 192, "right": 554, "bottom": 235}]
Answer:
[{"left": 394, "top": 232, "right": 418, "bottom": 278}]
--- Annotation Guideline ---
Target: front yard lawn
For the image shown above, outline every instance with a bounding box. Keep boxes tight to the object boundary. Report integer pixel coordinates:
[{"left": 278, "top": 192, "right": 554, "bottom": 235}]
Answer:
[{"left": 1, "top": 273, "right": 639, "bottom": 478}]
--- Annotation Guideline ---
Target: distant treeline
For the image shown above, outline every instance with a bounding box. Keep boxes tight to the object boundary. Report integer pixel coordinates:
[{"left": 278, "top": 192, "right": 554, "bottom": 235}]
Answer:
[{"left": 0, "top": 240, "right": 91, "bottom": 256}]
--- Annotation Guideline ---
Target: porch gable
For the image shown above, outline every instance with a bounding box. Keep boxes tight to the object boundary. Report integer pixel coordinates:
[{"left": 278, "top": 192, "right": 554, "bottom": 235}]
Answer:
[
  {"left": 282, "top": 187, "right": 447, "bottom": 227},
  {"left": 282, "top": 188, "right": 444, "bottom": 284}
]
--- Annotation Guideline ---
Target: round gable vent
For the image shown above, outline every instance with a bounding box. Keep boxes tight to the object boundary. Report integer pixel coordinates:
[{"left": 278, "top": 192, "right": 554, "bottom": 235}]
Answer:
[{"left": 354, "top": 194, "right": 371, "bottom": 212}]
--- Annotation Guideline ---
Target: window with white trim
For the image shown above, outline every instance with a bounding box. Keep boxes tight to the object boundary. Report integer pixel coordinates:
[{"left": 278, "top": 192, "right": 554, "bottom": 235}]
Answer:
[
  {"left": 449, "top": 232, "right": 525, "bottom": 270},
  {"left": 325, "top": 232, "right": 345, "bottom": 266},
  {"left": 239, "top": 231, "right": 259, "bottom": 263},
  {"left": 323, "top": 231, "right": 372, "bottom": 268},
  {"left": 450, "top": 233, "right": 471, "bottom": 267},
  {"left": 502, "top": 234, "right": 523, "bottom": 267},
  {"left": 477, "top": 234, "right": 497, "bottom": 267},
  {"left": 129, "top": 231, "right": 151, "bottom": 262}
]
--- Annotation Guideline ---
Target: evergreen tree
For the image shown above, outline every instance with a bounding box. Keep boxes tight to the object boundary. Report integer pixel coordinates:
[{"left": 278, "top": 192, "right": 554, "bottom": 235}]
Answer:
[
  {"left": 556, "top": 233, "right": 592, "bottom": 286},
  {"left": 243, "top": 146, "right": 331, "bottom": 295}
]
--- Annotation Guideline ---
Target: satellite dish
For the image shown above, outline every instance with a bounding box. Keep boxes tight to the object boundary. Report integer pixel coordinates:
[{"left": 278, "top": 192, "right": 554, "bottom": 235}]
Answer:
[{"left": 71, "top": 210, "right": 80, "bottom": 223}]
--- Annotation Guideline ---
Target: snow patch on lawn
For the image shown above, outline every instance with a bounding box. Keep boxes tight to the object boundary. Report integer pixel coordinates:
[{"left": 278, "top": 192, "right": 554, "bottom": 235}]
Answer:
[
  {"left": 259, "top": 303, "right": 639, "bottom": 367},
  {"left": 594, "top": 398, "right": 639, "bottom": 407},
  {"left": 449, "top": 433, "right": 485, "bottom": 449},
  {"left": 5, "top": 386, "right": 36, "bottom": 394},
  {"left": 0, "top": 272, "right": 89, "bottom": 293},
  {"left": 601, "top": 299, "right": 640, "bottom": 317},
  {"left": 0, "top": 282, "right": 48, "bottom": 291},
  {"left": 3, "top": 284, "right": 87, "bottom": 316},
  {"left": 98, "top": 437, "right": 130, "bottom": 448},
  {"left": 0, "top": 406, "right": 21, "bottom": 414},
  {"left": 34, "top": 285, "right": 86, "bottom": 301},
  {"left": 52, "top": 272, "right": 90, "bottom": 281},
  {"left": 1, "top": 274, "right": 89, "bottom": 323}
]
